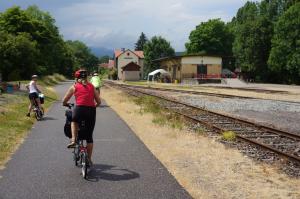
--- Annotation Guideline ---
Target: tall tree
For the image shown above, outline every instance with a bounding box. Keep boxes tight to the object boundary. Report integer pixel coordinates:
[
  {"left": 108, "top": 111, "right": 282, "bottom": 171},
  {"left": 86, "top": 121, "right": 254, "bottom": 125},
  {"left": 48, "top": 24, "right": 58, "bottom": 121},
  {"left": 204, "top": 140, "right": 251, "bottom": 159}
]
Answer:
[
  {"left": 232, "top": 2, "right": 266, "bottom": 80},
  {"left": 0, "top": 32, "right": 38, "bottom": 80},
  {"left": 66, "top": 40, "right": 99, "bottom": 71},
  {"left": 99, "top": 55, "right": 110, "bottom": 64},
  {"left": 143, "top": 36, "right": 175, "bottom": 76},
  {"left": 232, "top": 0, "right": 298, "bottom": 82},
  {"left": 135, "top": 32, "right": 148, "bottom": 51},
  {"left": 185, "top": 19, "right": 233, "bottom": 56},
  {"left": 0, "top": 5, "right": 96, "bottom": 79},
  {"left": 268, "top": 2, "right": 300, "bottom": 84}
]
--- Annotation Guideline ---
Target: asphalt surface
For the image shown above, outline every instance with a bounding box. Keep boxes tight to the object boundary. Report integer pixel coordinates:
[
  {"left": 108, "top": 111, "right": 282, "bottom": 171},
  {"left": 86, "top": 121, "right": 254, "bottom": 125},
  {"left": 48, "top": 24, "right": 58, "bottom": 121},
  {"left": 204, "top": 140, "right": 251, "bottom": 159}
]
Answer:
[{"left": 0, "top": 81, "right": 191, "bottom": 199}]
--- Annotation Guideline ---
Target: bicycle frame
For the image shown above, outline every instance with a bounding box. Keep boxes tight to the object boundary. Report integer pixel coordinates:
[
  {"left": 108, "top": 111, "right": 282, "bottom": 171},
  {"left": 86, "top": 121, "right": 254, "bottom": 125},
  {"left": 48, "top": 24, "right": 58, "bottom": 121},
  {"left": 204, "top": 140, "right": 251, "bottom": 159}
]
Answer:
[{"left": 66, "top": 103, "right": 89, "bottom": 179}]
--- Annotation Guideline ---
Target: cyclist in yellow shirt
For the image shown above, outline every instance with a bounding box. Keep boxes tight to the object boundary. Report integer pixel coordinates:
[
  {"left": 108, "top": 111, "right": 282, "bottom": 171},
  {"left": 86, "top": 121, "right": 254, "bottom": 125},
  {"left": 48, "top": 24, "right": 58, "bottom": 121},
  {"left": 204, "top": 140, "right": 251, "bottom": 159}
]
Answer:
[{"left": 90, "top": 72, "right": 102, "bottom": 97}]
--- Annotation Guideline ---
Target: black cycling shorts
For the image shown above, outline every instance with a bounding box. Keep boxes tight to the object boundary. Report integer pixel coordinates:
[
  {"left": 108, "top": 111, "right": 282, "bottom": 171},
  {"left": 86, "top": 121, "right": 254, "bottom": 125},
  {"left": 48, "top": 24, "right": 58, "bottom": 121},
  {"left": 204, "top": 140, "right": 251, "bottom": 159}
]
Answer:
[
  {"left": 28, "top": 92, "right": 38, "bottom": 100},
  {"left": 72, "top": 106, "right": 96, "bottom": 143}
]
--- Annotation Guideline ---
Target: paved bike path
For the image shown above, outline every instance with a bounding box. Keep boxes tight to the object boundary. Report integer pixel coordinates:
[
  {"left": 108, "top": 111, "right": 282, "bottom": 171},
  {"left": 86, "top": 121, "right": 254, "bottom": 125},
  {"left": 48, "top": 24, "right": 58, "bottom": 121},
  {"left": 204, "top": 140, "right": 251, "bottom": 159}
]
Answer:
[{"left": 0, "top": 81, "right": 191, "bottom": 199}]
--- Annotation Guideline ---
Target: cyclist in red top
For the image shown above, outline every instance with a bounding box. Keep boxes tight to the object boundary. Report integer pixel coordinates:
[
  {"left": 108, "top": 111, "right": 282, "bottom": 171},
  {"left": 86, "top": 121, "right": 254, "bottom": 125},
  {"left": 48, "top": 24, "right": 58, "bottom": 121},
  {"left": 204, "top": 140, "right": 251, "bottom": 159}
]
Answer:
[{"left": 62, "top": 69, "right": 101, "bottom": 164}]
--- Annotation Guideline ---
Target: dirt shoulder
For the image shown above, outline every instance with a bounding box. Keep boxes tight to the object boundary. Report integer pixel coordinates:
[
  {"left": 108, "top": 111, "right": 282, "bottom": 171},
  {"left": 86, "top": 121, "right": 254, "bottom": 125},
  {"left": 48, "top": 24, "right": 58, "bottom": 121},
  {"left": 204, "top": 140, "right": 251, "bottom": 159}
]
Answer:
[{"left": 102, "top": 86, "right": 300, "bottom": 199}]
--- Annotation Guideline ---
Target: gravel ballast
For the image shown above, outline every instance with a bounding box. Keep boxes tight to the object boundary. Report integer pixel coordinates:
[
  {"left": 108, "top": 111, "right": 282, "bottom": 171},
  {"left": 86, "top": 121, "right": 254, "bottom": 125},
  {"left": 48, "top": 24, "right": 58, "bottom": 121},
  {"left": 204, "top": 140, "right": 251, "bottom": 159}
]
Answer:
[{"left": 176, "top": 94, "right": 300, "bottom": 134}]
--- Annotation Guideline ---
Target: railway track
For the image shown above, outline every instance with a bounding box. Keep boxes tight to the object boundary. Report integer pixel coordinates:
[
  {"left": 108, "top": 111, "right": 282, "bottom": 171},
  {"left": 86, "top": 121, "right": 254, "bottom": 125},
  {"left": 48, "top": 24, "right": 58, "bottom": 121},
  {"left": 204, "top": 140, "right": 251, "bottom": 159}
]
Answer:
[
  {"left": 105, "top": 81, "right": 300, "bottom": 166},
  {"left": 108, "top": 81, "right": 300, "bottom": 104}
]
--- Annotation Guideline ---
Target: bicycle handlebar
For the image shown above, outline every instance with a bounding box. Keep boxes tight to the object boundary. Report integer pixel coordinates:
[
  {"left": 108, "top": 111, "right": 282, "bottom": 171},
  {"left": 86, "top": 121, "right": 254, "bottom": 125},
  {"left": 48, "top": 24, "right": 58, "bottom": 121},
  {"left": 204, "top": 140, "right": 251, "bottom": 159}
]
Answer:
[{"left": 64, "top": 103, "right": 75, "bottom": 109}]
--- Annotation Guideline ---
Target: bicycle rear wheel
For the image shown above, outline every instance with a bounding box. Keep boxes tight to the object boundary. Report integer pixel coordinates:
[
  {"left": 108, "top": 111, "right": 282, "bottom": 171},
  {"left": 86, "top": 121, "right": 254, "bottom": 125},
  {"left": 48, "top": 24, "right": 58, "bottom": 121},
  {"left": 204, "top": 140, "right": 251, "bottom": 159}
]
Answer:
[
  {"left": 35, "top": 110, "right": 42, "bottom": 121},
  {"left": 34, "top": 107, "right": 43, "bottom": 121},
  {"left": 81, "top": 153, "right": 88, "bottom": 179}
]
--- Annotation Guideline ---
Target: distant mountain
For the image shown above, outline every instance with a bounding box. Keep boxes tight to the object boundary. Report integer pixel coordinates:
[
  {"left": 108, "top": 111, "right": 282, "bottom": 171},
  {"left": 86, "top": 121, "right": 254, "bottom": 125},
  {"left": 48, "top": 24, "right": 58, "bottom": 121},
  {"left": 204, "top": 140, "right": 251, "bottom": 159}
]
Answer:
[
  {"left": 175, "top": 52, "right": 185, "bottom": 56},
  {"left": 90, "top": 47, "right": 114, "bottom": 57}
]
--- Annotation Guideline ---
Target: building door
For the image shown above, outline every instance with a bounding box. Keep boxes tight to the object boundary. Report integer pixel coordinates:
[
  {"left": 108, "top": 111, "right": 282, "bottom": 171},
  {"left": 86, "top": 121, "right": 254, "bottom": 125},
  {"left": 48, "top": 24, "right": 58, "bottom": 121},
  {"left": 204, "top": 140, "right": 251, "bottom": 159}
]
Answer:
[
  {"left": 197, "top": 64, "right": 207, "bottom": 74},
  {"left": 172, "top": 65, "right": 177, "bottom": 80}
]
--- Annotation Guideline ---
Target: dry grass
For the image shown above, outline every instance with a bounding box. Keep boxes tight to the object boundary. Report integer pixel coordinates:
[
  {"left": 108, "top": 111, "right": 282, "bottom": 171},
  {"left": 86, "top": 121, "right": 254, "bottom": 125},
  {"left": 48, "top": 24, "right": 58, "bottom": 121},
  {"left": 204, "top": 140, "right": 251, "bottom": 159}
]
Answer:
[{"left": 102, "top": 86, "right": 300, "bottom": 199}]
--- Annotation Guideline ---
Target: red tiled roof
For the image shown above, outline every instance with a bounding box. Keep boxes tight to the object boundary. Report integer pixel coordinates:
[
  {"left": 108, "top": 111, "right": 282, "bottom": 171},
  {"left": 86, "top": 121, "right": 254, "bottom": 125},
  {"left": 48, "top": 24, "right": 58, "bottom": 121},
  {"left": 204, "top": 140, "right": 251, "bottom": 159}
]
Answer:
[
  {"left": 114, "top": 50, "right": 123, "bottom": 58},
  {"left": 108, "top": 60, "right": 114, "bottom": 68},
  {"left": 134, "top": 51, "right": 144, "bottom": 58},
  {"left": 99, "top": 63, "right": 109, "bottom": 68},
  {"left": 114, "top": 49, "right": 144, "bottom": 59}
]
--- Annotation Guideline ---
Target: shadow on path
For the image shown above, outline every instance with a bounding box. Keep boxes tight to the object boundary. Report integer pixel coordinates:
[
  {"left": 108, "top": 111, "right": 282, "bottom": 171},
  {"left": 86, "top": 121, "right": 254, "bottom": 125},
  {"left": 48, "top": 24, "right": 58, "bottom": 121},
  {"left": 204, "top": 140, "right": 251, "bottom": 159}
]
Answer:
[{"left": 87, "top": 164, "right": 140, "bottom": 182}]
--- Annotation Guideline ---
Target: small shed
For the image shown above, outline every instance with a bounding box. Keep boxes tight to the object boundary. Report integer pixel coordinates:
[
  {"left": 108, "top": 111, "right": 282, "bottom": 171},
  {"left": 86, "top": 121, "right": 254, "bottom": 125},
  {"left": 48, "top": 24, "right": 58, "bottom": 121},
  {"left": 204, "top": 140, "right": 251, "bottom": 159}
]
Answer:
[{"left": 121, "top": 62, "right": 141, "bottom": 81}]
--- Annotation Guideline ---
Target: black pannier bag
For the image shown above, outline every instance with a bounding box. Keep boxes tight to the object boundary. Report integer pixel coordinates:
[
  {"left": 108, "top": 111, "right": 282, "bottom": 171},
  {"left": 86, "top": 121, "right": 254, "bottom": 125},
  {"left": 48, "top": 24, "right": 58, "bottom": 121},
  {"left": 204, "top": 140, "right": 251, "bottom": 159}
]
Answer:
[{"left": 64, "top": 108, "right": 72, "bottom": 138}]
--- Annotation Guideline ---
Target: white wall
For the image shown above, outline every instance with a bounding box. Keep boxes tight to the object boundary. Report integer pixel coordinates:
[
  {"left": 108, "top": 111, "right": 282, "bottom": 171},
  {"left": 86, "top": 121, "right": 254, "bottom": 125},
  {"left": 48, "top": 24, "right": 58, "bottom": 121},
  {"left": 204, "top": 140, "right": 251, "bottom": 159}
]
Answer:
[
  {"left": 182, "top": 56, "right": 222, "bottom": 65},
  {"left": 118, "top": 50, "right": 139, "bottom": 79}
]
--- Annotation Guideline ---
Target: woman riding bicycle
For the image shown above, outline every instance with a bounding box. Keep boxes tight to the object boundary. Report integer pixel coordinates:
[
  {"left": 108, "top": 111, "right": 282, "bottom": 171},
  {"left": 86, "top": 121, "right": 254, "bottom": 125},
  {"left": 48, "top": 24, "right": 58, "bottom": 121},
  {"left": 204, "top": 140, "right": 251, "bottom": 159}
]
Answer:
[
  {"left": 26, "top": 75, "right": 43, "bottom": 117},
  {"left": 62, "top": 69, "right": 101, "bottom": 164}
]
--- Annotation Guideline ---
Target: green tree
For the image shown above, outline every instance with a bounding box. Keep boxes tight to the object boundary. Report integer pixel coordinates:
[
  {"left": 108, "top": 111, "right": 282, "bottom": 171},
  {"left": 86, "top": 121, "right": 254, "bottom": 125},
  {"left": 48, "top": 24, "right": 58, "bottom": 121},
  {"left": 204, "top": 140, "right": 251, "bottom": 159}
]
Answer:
[
  {"left": 135, "top": 32, "right": 148, "bottom": 51},
  {"left": 231, "top": 0, "right": 298, "bottom": 82},
  {"left": 185, "top": 19, "right": 233, "bottom": 56},
  {"left": 232, "top": 2, "right": 267, "bottom": 80},
  {"left": 0, "top": 5, "right": 77, "bottom": 77},
  {"left": 0, "top": 5, "right": 97, "bottom": 80},
  {"left": 143, "top": 36, "right": 175, "bottom": 76},
  {"left": 268, "top": 2, "right": 300, "bottom": 84},
  {"left": 66, "top": 40, "right": 99, "bottom": 72},
  {"left": 25, "top": 5, "right": 68, "bottom": 75},
  {"left": 99, "top": 55, "right": 110, "bottom": 64},
  {"left": 0, "top": 32, "right": 38, "bottom": 80}
]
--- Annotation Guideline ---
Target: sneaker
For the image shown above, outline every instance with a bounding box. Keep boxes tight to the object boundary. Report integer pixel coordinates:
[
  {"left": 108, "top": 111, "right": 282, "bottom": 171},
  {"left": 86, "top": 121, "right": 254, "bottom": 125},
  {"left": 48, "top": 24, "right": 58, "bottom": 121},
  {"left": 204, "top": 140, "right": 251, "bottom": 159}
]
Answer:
[
  {"left": 26, "top": 113, "right": 30, "bottom": 117},
  {"left": 67, "top": 141, "right": 76, "bottom": 148}
]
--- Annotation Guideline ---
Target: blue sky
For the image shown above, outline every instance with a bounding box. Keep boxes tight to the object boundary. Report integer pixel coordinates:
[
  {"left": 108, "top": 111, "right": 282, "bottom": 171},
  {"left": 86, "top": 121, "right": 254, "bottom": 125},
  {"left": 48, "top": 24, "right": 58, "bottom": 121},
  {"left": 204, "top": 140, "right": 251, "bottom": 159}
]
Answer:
[{"left": 0, "top": 0, "right": 249, "bottom": 51}]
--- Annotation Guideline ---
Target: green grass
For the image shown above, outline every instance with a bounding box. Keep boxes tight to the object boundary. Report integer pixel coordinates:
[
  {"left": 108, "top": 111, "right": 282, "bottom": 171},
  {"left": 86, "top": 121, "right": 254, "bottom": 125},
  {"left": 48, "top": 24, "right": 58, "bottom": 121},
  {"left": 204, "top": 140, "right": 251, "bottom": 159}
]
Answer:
[
  {"left": 132, "top": 95, "right": 184, "bottom": 130},
  {"left": 152, "top": 117, "right": 167, "bottom": 126},
  {"left": 0, "top": 74, "right": 63, "bottom": 165}
]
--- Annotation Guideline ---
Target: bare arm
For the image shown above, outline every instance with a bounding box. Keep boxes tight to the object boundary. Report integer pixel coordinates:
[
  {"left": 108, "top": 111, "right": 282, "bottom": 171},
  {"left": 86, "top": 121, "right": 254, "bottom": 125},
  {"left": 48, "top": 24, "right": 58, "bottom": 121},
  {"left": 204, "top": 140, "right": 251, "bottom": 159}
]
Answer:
[
  {"left": 32, "top": 81, "right": 41, "bottom": 93},
  {"left": 25, "top": 83, "right": 29, "bottom": 91},
  {"left": 94, "top": 88, "right": 101, "bottom": 106},
  {"left": 62, "top": 86, "right": 75, "bottom": 106}
]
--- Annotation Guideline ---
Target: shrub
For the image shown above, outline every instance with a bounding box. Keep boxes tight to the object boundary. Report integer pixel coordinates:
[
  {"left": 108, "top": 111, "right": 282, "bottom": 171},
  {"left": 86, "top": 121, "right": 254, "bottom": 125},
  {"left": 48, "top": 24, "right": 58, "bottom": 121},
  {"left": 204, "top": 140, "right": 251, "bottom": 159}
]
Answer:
[{"left": 222, "top": 131, "right": 236, "bottom": 141}]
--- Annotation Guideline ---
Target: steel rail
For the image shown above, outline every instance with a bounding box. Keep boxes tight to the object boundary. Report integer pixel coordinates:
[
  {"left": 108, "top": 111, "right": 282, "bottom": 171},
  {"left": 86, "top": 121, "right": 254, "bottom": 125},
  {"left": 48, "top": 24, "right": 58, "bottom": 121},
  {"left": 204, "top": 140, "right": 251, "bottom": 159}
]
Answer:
[
  {"left": 105, "top": 80, "right": 300, "bottom": 105},
  {"left": 105, "top": 82, "right": 300, "bottom": 163},
  {"left": 111, "top": 82, "right": 300, "bottom": 141}
]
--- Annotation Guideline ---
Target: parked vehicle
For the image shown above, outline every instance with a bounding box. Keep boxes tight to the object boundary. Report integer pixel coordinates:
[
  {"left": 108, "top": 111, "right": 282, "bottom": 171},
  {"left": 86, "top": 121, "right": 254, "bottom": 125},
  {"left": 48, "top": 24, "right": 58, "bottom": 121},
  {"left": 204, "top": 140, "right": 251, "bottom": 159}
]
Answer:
[{"left": 221, "top": 69, "right": 237, "bottom": 78}]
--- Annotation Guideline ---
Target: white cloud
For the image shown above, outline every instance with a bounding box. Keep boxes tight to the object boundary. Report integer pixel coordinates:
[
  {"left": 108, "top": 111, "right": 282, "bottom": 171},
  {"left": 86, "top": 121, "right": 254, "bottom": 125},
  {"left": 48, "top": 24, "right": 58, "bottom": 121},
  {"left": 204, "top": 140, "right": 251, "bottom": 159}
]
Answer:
[{"left": 55, "top": 0, "right": 248, "bottom": 51}]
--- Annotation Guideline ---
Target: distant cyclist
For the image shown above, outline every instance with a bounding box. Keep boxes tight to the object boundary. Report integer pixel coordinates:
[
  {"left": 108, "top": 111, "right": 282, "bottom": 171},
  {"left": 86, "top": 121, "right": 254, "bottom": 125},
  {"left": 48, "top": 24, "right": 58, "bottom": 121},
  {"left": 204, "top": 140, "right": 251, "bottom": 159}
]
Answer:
[
  {"left": 90, "top": 71, "right": 102, "bottom": 97},
  {"left": 26, "top": 75, "right": 43, "bottom": 117},
  {"left": 62, "top": 69, "right": 101, "bottom": 164}
]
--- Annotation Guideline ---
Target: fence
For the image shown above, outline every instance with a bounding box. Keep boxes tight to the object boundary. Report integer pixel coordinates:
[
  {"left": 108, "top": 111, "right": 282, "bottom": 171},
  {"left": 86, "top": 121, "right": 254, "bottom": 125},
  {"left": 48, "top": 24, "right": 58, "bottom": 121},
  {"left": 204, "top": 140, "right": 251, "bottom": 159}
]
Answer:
[{"left": 181, "top": 73, "right": 237, "bottom": 79}]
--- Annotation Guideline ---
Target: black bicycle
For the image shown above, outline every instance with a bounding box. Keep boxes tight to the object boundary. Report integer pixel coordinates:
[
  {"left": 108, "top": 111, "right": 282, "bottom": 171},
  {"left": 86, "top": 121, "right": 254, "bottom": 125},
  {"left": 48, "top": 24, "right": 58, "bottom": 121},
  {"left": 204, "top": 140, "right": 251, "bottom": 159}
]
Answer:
[
  {"left": 65, "top": 103, "right": 90, "bottom": 179},
  {"left": 33, "top": 93, "right": 44, "bottom": 121}
]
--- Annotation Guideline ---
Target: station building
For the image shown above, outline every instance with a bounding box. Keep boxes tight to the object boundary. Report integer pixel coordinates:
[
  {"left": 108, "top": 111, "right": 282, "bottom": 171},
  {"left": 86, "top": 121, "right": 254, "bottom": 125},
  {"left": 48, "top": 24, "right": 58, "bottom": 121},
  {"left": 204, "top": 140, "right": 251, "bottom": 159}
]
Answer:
[
  {"left": 154, "top": 54, "right": 222, "bottom": 83},
  {"left": 114, "top": 49, "right": 144, "bottom": 81}
]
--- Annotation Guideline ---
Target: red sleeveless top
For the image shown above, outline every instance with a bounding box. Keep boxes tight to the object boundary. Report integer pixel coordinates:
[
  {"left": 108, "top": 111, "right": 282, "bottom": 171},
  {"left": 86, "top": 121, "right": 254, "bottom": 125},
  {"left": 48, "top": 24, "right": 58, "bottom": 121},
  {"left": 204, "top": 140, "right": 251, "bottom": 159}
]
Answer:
[{"left": 74, "top": 82, "right": 95, "bottom": 107}]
